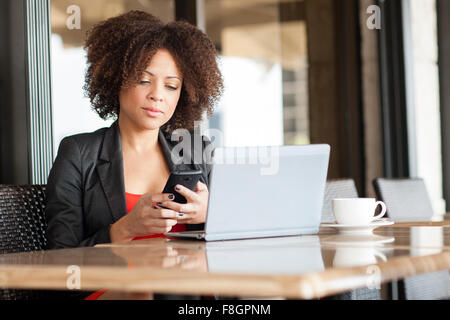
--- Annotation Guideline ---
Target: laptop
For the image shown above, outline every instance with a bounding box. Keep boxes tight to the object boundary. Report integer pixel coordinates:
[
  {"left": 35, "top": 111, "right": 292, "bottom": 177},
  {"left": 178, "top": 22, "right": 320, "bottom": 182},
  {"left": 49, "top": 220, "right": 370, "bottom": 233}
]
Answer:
[{"left": 164, "top": 144, "right": 330, "bottom": 241}]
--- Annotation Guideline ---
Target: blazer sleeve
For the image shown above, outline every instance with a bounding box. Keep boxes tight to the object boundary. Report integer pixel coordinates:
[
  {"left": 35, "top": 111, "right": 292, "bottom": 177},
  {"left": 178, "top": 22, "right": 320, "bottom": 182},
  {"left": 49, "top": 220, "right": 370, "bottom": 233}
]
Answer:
[{"left": 45, "top": 137, "right": 111, "bottom": 249}]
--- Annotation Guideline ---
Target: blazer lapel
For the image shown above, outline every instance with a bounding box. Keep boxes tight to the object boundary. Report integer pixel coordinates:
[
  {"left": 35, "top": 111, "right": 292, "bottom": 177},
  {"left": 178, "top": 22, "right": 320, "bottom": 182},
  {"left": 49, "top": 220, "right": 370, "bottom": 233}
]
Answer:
[
  {"left": 96, "top": 121, "right": 127, "bottom": 222},
  {"left": 96, "top": 122, "right": 203, "bottom": 222}
]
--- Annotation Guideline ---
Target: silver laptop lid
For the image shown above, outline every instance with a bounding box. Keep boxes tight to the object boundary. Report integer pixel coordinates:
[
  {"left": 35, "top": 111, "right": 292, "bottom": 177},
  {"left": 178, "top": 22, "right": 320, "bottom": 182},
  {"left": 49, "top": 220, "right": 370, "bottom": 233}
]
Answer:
[{"left": 204, "top": 144, "right": 330, "bottom": 241}]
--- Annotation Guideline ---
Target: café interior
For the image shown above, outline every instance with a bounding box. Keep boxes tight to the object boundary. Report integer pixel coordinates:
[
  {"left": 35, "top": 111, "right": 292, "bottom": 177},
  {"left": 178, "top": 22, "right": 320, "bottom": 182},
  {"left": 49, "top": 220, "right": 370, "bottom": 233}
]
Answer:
[{"left": 0, "top": 0, "right": 450, "bottom": 301}]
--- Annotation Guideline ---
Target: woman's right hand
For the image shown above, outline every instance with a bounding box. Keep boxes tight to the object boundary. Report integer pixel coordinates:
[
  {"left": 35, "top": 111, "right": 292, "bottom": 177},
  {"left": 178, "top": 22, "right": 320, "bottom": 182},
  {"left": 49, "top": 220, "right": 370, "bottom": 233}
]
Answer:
[{"left": 110, "top": 192, "right": 180, "bottom": 242}]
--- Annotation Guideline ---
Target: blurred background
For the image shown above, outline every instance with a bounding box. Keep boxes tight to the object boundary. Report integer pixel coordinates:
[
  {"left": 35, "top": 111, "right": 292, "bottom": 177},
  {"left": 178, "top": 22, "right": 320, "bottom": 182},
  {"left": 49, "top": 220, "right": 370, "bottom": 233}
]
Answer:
[{"left": 1, "top": 0, "right": 449, "bottom": 220}]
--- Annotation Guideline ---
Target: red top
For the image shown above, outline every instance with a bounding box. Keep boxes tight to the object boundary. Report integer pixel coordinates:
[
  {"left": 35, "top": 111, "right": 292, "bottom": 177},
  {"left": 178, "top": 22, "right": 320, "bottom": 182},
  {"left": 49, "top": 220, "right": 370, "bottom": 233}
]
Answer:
[
  {"left": 126, "top": 192, "right": 186, "bottom": 239},
  {"left": 85, "top": 192, "right": 186, "bottom": 300}
]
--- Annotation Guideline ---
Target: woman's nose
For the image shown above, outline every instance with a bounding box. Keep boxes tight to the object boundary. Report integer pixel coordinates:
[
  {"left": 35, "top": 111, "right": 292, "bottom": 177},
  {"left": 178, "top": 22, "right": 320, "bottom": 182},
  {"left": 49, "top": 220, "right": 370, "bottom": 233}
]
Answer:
[
  {"left": 150, "top": 93, "right": 163, "bottom": 102},
  {"left": 148, "top": 84, "right": 163, "bottom": 102}
]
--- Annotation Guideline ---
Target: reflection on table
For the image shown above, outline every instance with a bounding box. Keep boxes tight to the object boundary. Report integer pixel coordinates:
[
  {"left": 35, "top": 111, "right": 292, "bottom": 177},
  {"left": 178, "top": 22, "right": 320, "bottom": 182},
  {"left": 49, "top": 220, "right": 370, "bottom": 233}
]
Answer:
[{"left": 0, "top": 222, "right": 450, "bottom": 299}]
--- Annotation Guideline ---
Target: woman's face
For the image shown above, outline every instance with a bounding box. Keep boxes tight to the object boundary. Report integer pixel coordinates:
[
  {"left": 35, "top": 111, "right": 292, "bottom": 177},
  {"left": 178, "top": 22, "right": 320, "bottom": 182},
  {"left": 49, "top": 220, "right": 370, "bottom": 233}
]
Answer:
[{"left": 119, "top": 49, "right": 182, "bottom": 131}]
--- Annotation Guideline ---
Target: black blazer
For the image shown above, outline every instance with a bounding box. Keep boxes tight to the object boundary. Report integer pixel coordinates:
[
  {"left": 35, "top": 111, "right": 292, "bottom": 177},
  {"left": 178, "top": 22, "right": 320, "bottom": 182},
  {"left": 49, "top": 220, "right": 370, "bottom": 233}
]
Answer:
[{"left": 45, "top": 121, "right": 213, "bottom": 249}]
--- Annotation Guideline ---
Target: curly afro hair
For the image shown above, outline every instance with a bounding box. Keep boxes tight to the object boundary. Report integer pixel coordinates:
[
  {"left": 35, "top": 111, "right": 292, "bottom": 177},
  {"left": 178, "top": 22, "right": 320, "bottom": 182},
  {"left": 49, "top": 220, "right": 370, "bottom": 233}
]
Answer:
[{"left": 83, "top": 10, "right": 223, "bottom": 133}]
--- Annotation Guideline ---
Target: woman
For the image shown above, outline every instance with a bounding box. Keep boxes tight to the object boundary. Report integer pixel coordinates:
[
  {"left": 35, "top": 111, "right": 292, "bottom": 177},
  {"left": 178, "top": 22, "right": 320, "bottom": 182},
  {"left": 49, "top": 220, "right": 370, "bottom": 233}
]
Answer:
[{"left": 45, "top": 10, "right": 223, "bottom": 249}]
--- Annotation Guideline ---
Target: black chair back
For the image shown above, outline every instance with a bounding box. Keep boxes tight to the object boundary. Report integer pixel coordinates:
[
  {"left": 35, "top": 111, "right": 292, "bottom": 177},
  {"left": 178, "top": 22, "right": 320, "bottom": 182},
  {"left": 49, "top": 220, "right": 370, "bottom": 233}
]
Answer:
[{"left": 0, "top": 184, "right": 47, "bottom": 299}]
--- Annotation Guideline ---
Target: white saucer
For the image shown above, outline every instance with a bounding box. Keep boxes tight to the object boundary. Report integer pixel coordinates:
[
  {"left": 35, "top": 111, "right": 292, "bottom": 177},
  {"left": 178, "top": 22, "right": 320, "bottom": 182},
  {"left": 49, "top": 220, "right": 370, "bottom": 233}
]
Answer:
[
  {"left": 321, "top": 218, "right": 394, "bottom": 235},
  {"left": 320, "top": 234, "right": 395, "bottom": 246}
]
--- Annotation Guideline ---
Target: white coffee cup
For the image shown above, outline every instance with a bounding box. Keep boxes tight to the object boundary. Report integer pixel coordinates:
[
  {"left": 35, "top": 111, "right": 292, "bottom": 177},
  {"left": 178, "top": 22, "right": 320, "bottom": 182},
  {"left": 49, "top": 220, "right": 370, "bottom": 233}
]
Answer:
[{"left": 332, "top": 198, "right": 387, "bottom": 225}]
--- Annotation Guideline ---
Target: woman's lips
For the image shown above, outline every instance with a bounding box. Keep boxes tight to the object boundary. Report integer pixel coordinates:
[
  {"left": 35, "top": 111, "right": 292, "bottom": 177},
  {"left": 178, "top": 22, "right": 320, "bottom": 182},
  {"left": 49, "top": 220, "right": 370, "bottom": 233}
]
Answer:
[{"left": 142, "top": 107, "right": 163, "bottom": 118}]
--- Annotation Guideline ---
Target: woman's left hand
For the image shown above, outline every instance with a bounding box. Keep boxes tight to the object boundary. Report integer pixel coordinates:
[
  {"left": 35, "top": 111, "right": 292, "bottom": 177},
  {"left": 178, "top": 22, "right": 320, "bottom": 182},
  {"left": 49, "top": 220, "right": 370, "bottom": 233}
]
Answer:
[{"left": 157, "top": 181, "right": 209, "bottom": 224}]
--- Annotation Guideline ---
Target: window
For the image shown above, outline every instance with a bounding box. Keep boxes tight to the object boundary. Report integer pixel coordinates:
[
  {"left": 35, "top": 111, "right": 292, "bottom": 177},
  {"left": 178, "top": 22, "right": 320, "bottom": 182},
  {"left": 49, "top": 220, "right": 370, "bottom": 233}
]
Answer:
[
  {"left": 50, "top": 0, "right": 175, "bottom": 155},
  {"left": 50, "top": 0, "right": 309, "bottom": 153},
  {"left": 204, "top": 0, "right": 309, "bottom": 147}
]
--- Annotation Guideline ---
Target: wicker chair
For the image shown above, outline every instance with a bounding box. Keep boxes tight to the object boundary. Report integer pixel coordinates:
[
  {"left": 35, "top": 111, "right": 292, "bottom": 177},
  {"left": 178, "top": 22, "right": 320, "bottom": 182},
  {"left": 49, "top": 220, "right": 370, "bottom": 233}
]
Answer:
[
  {"left": 0, "top": 184, "right": 48, "bottom": 299},
  {"left": 321, "top": 179, "right": 381, "bottom": 300},
  {"left": 373, "top": 178, "right": 450, "bottom": 300}
]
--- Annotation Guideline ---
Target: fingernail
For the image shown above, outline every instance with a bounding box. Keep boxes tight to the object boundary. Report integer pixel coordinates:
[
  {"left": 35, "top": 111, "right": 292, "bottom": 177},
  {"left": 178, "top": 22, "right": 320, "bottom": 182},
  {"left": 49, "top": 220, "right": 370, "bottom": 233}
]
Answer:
[
  {"left": 178, "top": 212, "right": 184, "bottom": 217},
  {"left": 152, "top": 206, "right": 158, "bottom": 209},
  {"left": 175, "top": 185, "right": 180, "bottom": 191},
  {"left": 168, "top": 194, "right": 174, "bottom": 200},
  {"left": 157, "top": 202, "right": 163, "bottom": 205}
]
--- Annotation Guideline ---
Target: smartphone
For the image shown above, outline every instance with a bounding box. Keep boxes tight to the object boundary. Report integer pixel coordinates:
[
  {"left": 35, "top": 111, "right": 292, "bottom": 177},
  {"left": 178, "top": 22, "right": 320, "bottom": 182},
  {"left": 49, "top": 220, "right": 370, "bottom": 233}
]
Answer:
[{"left": 162, "top": 170, "right": 203, "bottom": 204}]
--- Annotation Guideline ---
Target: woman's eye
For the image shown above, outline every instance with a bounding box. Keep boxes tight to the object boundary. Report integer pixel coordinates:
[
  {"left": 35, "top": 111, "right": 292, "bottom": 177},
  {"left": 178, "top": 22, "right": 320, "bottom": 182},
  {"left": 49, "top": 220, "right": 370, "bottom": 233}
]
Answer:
[
  {"left": 167, "top": 86, "right": 178, "bottom": 91},
  {"left": 139, "top": 80, "right": 150, "bottom": 85}
]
